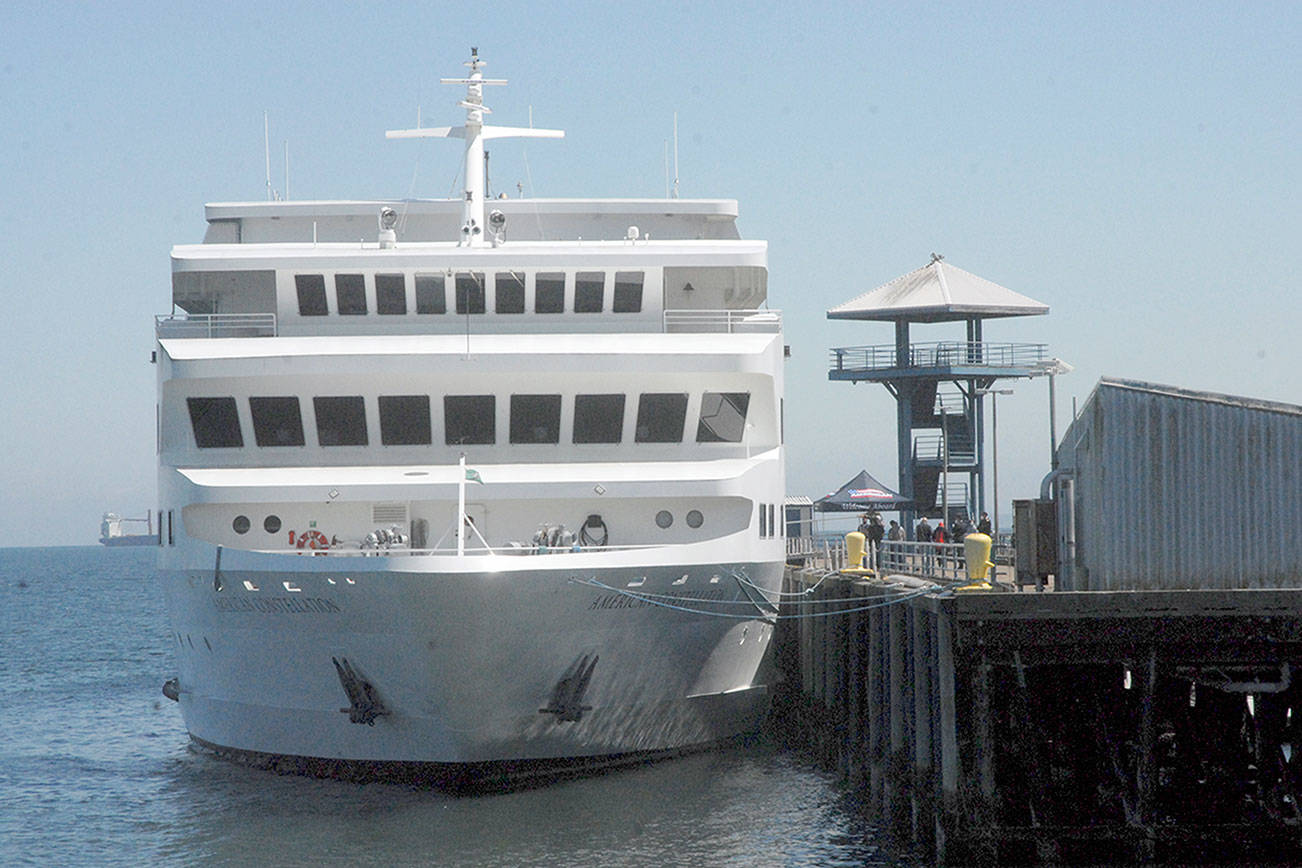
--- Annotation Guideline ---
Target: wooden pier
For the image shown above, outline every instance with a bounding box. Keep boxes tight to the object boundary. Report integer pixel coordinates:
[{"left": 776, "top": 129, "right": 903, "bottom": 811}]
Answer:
[{"left": 773, "top": 561, "right": 1302, "bottom": 865}]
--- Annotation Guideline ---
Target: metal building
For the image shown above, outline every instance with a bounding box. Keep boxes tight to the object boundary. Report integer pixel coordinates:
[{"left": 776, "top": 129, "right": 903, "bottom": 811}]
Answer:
[{"left": 1054, "top": 377, "right": 1302, "bottom": 590}]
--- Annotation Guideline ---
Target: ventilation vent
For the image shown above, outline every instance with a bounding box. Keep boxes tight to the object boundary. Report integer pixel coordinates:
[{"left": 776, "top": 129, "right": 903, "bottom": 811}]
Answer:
[{"left": 372, "top": 503, "right": 408, "bottom": 525}]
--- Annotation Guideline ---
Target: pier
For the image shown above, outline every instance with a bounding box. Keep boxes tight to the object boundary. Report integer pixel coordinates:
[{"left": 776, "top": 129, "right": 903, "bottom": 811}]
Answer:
[
  {"left": 778, "top": 259, "right": 1302, "bottom": 863},
  {"left": 774, "top": 551, "right": 1302, "bottom": 864}
]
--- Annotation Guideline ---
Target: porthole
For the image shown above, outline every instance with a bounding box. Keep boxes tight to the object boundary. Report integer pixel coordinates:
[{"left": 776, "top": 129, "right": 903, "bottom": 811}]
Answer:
[
  {"left": 232, "top": 515, "right": 251, "bottom": 534},
  {"left": 263, "top": 515, "right": 282, "bottom": 534},
  {"left": 655, "top": 510, "right": 673, "bottom": 529},
  {"left": 686, "top": 509, "right": 704, "bottom": 528}
]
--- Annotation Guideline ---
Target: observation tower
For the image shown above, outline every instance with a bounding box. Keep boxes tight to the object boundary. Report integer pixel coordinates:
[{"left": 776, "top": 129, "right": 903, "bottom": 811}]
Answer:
[{"left": 827, "top": 254, "right": 1062, "bottom": 537}]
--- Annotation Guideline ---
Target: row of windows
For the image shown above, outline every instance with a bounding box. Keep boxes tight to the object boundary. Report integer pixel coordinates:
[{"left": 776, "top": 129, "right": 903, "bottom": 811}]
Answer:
[
  {"left": 186, "top": 391, "right": 751, "bottom": 449},
  {"left": 294, "top": 271, "right": 645, "bottom": 318}
]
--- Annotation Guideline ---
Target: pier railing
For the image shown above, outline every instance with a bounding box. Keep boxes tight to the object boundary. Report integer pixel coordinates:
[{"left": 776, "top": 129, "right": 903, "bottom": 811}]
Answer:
[
  {"left": 663, "top": 309, "right": 781, "bottom": 333},
  {"left": 829, "top": 340, "right": 1048, "bottom": 373},
  {"left": 155, "top": 313, "right": 278, "bottom": 338}
]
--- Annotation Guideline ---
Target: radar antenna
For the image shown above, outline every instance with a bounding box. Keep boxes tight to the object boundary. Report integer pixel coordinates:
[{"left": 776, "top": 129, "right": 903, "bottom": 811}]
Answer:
[{"left": 386, "top": 48, "right": 564, "bottom": 247}]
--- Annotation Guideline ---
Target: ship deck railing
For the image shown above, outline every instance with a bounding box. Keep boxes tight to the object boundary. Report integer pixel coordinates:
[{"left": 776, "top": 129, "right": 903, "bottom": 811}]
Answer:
[
  {"left": 662, "top": 309, "right": 781, "bottom": 333},
  {"left": 155, "top": 313, "right": 278, "bottom": 338},
  {"left": 829, "top": 340, "right": 1049, "bottom": 376},
  {"left": 247, "top": 542, "right": 680, "bottom": 557},
  {"left": 154, "top": 310, "right": 780, "bottom": 338}
]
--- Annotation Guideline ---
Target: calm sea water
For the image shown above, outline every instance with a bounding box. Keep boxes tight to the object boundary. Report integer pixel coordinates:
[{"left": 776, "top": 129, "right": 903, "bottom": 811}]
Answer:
[{"left": 0, "top": 546, "right": 910, "bottom": 867}]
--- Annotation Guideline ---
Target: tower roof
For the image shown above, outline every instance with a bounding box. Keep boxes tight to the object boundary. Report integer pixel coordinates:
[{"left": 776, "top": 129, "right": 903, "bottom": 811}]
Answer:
[{"left": 827, "top": 256, "right": 1049, "bottom": 323}]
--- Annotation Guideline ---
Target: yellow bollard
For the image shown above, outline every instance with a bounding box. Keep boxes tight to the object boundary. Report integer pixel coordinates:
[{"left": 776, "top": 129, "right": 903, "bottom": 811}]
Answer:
[
  {"left": 957, "top": 532, "right": 995, "bottom": 591},
  {"left": 840, "top": 531, "right": 875, "bottom": 577}
]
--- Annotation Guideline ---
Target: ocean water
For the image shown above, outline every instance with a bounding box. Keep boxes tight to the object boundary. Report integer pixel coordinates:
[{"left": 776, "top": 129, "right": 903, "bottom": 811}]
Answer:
[{"left": 0, "top": 546, "right": 908, "bottom": 867}]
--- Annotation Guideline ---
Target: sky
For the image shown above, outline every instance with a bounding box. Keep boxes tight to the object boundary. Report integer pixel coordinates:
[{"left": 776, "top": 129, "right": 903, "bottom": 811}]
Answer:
[{"left": 1, "top": 1, "right": 1298, "bottom": 545}]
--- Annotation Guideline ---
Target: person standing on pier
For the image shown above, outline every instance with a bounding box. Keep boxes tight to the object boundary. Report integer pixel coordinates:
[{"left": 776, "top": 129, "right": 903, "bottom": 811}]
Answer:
[
  {"left": 977, "top": 511, "right": 992, "bottom": 536},
  {"left": 867, "top": 514, "right": 885, "bottom": 569},
  {"left": 916, "top": 517, "right": 933, "bottom": 572}
]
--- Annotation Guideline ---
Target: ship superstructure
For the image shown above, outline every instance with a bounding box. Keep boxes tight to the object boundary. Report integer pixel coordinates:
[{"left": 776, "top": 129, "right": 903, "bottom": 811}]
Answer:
[{"left": 156, "top": 51, "right": 785, "bottom": 780}]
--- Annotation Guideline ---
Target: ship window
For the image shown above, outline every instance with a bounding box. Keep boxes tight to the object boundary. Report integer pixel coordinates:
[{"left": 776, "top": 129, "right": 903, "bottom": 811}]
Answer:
[
  {"left": 376, "top": 273, "right": 407, "bottom": 315},
  {"left": 314, "top": 396, "right": 368, "bottom": 446},
  {"left": 233, "top": 515, "right": 250, "bottom": 534},
  {"left": 187, "top": 397, "right": 243, "bottom": 448},
  {"left": 495, "top": 272, "right": 525, "bottom": 314},
  {"left": 455, "top": 272, "right": 485, "bottom": 314},
  {"left": 379, "top": 395, "right": 431, "bottom": 445},
  {"left": 686, "top": 509, "right": 704, "bottom": 528},
  {"left": 510, "top": 394, "right": 561, "bottom": 444},
  {"left": 250, "top": 397, "right": 305, "bottom": 447},
  {"left": 295, "top": 274, "right": 328, "bottom": 316},
  {"left": 335, "top": 274, "right": 367, "bottom": 315},
  {"left": 264, "top": 515, "right": 281, "bottom": 534},
  {"left": 575, "top": 272, "right": 604, "bottom": 313},
  {"left": 635, "top": 393, "right": 688, "bottom": 443},
  {"left": 535, "top": 273, "right": 565, "bottom": 313},
  {"left": 415, "top": 274, "right": 446, "bottom": 314},
  {"left": 445, "top": 395, "right": 496, "bottom": 445},
  {"left": 696, "top": 392, "right": 750, "bottom": 443},
  {"left": 656, "top": 510, "right": 673, "bottom": 529},
  {"left": 613, "top": 272, "right": 644, "bottom": 313},
  {"left": 573, "top": 394, "right": 625, "bottom": 444}
]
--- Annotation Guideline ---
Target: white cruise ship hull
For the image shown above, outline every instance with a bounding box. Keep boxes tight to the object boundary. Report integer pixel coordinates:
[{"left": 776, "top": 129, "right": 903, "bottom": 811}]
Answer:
[{"left": 161, "top": 549, "right": 781, "bottom": 776}]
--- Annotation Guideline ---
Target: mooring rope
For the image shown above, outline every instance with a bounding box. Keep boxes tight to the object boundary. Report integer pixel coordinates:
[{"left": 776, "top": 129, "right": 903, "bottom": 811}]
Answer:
[{"left": 570, "top": 575, "right": 941, "bottom": 620}]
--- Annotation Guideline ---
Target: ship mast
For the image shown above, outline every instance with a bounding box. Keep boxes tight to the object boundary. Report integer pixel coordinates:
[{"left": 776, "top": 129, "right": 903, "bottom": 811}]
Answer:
[{"left": 386, "top": 48, "right": 564, "bottom": 247}]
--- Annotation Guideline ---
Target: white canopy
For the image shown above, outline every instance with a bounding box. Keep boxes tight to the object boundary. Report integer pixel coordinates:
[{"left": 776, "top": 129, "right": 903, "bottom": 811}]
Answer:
[{"left": 827, "top": 257, "right": 1049, "bottom": 323}]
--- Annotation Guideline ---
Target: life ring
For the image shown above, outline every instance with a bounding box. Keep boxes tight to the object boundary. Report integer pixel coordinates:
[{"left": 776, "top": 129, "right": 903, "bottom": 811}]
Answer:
[{"left": 292, "top": 530, "right": 330, "bottom": 550}]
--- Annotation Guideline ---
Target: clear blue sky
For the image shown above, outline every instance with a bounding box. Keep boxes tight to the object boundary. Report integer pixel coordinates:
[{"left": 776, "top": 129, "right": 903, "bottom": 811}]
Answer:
[{"left": 2, "top": 1, "right": 1298, "bottom": 544}]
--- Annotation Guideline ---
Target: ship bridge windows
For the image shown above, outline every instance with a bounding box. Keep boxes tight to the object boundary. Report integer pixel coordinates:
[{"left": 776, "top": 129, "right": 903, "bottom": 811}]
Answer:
[
  {"left": 375, "top": 274, "right": 407, "bottom": 315},
  {"left": 535, "top": 273, "right": 565, "bottom": 313},
  {"left": 295, "top": 274, "right": 328, "bottom": 316},
  {"left": 187, "top": 397, "right": 243, "bottom": 448},
  {"left": 335, "top": 274, "right": 367, "bottom": 315},
  {"left": 613, "top": 272, "right": 644, "bottom": 313},
  {"left": 510, "top": 394, "right": 562, "bottom": 444},
  {"left": 285, "top": 269, "right": 649, "bottom": 319},
  {"left": 445, "top": 395, "right": 496, "bottom": 445},
  {"left": 573, "top": 394, "right": 626, "bottom": 443},
  {"left": 574, "top": 272, "right": 605, "bottom": 313},
  {"left": 379, "top": 395, "right": 432, "bottom": 445},
  {"left": 455, "top": 273, "right": 486, "bottom": 314},
  {"left": 696, "top": 392, "right": 750, "bottom": 443},
  {"left": 314, "top": 396, "right": 368, "bottom": 446},
  {"left": 635, "top": 393, "right": 689, "bottom": 443},
  {"left": 180, "top": 387, "right": 755, "bottom": 454},
  {"left": 495, "top": 272, "right": 526, "bottom": 314},
  {"left": 249, "top": 397, "right": 305, "bottom": 446},
  {"left": 415, "top": 274, "right": 447, "bottom": 314}
]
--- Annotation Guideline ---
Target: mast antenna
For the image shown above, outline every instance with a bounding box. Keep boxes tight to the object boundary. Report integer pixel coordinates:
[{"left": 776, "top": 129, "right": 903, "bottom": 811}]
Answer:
[
  {"left": 264, "top": 112, "right": 273, "bottom": 201},
  {"left": 672, "top": 112, "right": 680, "bottom": 199},
  {"left": 385, "top": 48, "right": 564, "bottom": 246}
]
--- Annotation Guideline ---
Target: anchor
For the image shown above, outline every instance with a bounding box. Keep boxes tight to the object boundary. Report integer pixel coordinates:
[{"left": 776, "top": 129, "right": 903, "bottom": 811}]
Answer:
[
  {"left": 332, "top": 656, "right": 389, "bottom": 726},
  {"left": 539, "top": 653, "right": 598, "bottom": 722}
]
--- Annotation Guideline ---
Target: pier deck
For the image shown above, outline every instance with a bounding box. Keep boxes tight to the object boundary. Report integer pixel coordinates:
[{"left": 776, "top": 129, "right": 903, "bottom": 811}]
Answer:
[{"left": 776, "top": 562, "right": 1302, "bottom": 865}]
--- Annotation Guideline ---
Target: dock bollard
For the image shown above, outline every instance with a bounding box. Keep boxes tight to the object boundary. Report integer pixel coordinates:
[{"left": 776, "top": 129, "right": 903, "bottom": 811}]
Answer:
[
  {"left": 840, "top": 532, "right": 875, "bottom": 577},
  {"left": 957, "top": 532, "right": 995, "bottom": 591}
]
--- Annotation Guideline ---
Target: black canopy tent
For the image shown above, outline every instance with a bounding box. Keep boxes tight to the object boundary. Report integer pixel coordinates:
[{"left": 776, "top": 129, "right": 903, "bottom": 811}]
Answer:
[{"left": 815, "top": 470, "right": 912, "bottom": 513}]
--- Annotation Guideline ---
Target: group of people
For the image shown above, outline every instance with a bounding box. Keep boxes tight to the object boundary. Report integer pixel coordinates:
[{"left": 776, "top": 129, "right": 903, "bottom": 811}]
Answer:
[
  {"left": 855, "top": 510, "right": 995, "bottom": 573},
  {"left": 913, "top": 511, "right": 991, "bottom": 544}
]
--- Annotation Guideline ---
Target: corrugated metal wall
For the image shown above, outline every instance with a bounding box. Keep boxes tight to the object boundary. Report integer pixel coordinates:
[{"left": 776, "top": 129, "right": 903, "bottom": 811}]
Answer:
[{"left": 1057, "top": 378, "right": 1301, "bottom": 591}]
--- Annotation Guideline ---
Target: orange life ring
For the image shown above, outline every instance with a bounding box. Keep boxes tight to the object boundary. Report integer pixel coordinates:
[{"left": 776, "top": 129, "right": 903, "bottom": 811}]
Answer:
[{"left": 292, "top": 530, "right": 330, "bottom": 550}]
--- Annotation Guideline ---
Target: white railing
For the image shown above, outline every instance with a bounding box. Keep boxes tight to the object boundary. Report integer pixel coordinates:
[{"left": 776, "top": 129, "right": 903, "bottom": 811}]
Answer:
[
  {"left": 662, "top": 309, "right": 782, "bottom": 334},
  {"left": 251, "top": 542, "right": 663, "bottom": 558},
  {"left": 155, "top": 313, "right": 278, "bottom": 338},
  {"left": 878, "top": 540, "right": 971, "bottom": 582}
]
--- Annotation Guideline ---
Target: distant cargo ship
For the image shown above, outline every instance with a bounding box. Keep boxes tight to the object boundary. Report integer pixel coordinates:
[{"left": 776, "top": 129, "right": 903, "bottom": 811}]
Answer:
[{"left": 100, "top": 512, "right": 156, "bottom": 547}]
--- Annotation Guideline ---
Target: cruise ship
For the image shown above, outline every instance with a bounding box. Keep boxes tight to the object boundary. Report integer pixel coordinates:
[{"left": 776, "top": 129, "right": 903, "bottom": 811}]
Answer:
[{"left": 156, "top": 51, "right": 786, "bottom": 784}]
